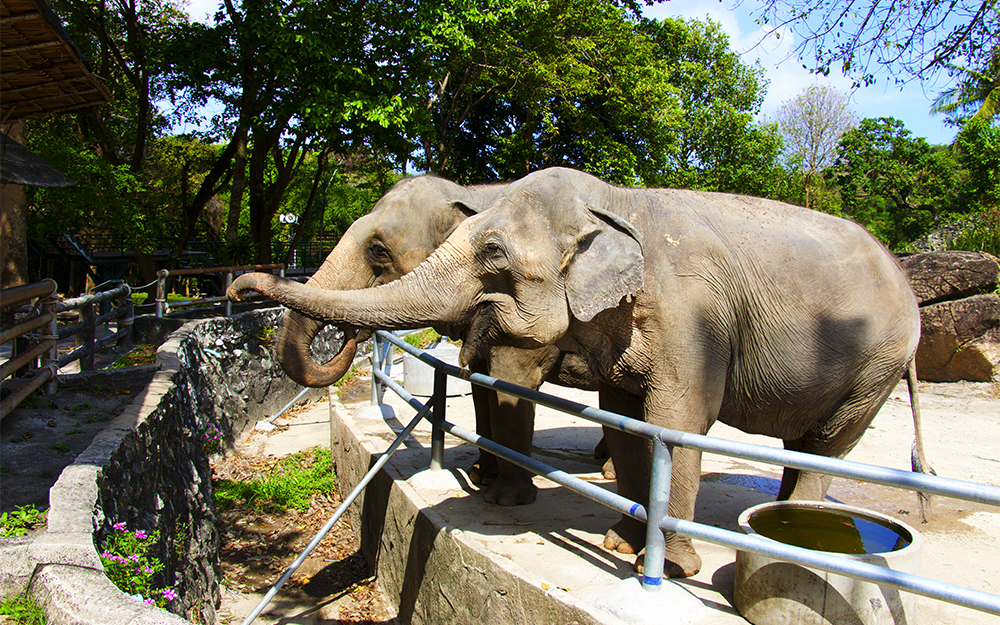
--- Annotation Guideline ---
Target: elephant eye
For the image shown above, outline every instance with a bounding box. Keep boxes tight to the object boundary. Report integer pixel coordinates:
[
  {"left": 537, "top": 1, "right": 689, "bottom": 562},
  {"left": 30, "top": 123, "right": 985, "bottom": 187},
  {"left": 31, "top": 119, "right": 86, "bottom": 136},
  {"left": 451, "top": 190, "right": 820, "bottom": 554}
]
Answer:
[{"left": 368, "top": 242, "right": 391, "bottom": 262}]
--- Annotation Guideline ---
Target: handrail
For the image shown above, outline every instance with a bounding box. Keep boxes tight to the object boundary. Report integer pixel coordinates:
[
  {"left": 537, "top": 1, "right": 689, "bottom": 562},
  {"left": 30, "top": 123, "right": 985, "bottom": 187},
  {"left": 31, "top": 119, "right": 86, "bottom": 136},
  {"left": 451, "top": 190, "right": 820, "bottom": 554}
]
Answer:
[
  {"left": 1, "top": 280, "right": 132, "bottom": 420},
  {"left": 370, "top": 330, "right": 1000, "bottom": 616},
  {"left": 155, "top": 264, "right": 285, "bottom": 318}
]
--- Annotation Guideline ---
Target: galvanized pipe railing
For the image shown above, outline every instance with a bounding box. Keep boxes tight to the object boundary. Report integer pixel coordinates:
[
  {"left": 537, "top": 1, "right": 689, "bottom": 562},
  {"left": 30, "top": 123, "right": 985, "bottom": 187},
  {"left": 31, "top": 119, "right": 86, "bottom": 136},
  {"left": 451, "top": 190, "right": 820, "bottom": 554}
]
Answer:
[
  {"left": 1, "top": 280, "right": 133, "bottom": 420},
  {"left": 155, "top": 264, "right": 285, "bottom": 318},
  {"left": 371, "top": 330, "right": 1000, "bottom": 616},
  {"left": 1, "top": 279, "right": 58, "bottom": 420}
]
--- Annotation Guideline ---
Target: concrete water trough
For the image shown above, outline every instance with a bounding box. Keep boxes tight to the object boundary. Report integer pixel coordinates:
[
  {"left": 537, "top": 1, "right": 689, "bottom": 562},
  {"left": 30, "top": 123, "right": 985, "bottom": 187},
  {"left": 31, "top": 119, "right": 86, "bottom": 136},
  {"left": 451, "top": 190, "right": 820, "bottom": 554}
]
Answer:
[{"left": 734, "top": 500, "right": 922, "bottom": 625}]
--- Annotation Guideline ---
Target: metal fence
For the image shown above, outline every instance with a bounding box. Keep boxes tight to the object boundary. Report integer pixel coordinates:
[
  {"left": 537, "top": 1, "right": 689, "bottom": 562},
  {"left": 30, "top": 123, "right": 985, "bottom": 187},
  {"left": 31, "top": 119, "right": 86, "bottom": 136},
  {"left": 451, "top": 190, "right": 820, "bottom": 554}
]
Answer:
[
  {"left": 1, "top": 280, "right": 132, "bottom": 420},
  {"left": 154, "top": 264, "right": 286, "bottom": 318},
  {"left": 370, "top": 330, "right": 1000, "bottom": 617}
]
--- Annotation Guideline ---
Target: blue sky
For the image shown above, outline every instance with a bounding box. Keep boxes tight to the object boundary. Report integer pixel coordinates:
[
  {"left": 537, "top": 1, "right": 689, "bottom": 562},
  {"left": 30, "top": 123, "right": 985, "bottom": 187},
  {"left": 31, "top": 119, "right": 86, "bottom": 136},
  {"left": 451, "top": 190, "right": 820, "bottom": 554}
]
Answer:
[
  {"left": 643, "top": 0, "right": 957, "bottom": 145},
  {"left": 179, "top": 0, "right": 958, "bottom": 145}
]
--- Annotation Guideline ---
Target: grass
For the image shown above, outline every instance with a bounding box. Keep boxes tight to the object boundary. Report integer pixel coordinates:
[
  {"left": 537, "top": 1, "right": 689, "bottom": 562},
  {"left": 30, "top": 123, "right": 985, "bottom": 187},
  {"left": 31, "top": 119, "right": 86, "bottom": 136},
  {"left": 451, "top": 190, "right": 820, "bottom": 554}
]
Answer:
[
  {"left": 213, "top": 448, "right": 334, "bottom": 513},
  {"left": 110, "top": 344, "right": 157, "bottom": 368},
  {"left": 0, "top": 594, "right": 46, "bottom": 624},
  {"left": 1, "top": 505, "right": 47, "bottom": 537},
  {"left": 403, "top": 328, "right": 445, "bottom": 349}
]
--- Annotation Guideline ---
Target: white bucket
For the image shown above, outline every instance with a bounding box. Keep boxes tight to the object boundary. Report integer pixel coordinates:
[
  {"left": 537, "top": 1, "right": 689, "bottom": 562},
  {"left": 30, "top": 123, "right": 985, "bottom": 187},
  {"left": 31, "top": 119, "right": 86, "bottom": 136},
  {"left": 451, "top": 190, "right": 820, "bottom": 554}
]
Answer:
[{"left": 401, "top": 344, "right": 472, "bottom": 397}]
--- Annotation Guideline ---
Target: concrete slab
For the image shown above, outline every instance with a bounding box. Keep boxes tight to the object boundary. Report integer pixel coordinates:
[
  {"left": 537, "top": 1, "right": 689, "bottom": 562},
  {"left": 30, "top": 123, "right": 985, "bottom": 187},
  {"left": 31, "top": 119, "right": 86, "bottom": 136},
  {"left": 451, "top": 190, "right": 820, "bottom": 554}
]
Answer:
[{"left": 326, "top": 356, "right": 1000, "bottom": 625}]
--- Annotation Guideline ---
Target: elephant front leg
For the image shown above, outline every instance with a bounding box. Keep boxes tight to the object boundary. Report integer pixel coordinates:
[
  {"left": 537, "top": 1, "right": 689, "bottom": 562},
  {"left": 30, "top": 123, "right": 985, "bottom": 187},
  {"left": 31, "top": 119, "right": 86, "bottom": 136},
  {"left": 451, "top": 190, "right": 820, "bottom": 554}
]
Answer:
[
  {"left": 482, "top": 391, "right": 538, "bottom": 506},
  {"left": 467, "top": 381, "right": 499, "bottom": 486},
  {"left": 599, "top": 386, "right": 703, "bottom": 578}
]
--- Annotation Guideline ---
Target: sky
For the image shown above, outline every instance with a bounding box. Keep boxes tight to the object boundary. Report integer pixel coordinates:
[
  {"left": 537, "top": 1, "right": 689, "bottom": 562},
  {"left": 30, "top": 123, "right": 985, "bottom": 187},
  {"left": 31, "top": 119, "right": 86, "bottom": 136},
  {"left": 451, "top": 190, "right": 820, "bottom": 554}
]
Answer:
[{"left": 179, "top": 0, "right": 958, "bottom": 145}]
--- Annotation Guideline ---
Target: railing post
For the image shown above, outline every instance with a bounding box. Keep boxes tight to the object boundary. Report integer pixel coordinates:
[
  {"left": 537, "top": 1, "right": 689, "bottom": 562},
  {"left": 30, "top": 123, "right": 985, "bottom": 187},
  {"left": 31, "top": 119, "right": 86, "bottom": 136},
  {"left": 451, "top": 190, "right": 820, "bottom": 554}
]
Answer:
[
  {"left": 370, "top": 333, "right": 382, "bottom": 405},
  {"left": 117, "top": 284, "right": 133, "bottom": 350},
  {"left": 40, "top": 292, "right": 59, "bottom": 395},
  {"left": 80, "top": 299, "right": 95, "bottom": 372},
  {"left": 155, "top": 269, "right": 168, "bottom": 318},
  {"left": 225, "top": 271, "right": 234, "bottom": 317},
  {"left": 642, "top": 437, "right": 672, "bottom": 590},
  {"left": 430, "top": 367, "right": 447, "bottom": 471}
]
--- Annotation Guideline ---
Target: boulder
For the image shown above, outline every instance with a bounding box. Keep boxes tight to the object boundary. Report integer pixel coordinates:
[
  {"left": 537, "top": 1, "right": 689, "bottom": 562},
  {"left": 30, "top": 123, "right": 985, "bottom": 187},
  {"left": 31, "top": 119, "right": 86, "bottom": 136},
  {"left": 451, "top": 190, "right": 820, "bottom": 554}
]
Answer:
[
  {"left": 916, "top": 294, "right": 1000, "bottom": 382},
  {"left": 899, "top": 251, "right": 1000, "bottom": 305},
  {"left": 899, "top": 251, "right": 1000, "bottom": 382}
]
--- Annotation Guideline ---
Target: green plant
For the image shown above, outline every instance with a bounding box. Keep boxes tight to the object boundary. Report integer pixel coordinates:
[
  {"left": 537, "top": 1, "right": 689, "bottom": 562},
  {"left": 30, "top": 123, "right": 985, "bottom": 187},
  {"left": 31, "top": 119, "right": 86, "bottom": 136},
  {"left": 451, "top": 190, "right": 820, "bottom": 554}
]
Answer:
[
  {"left": 69, "top": 402, "right": 92, "bottom": 414},
  {"left": 1, "top": 505, "right": 47, "bottom": 537},
  {"left": 402, "top": 328, "right": 443, "bottom": 349},
  {"left": 253, "top": 326, "right": 276, "bottom": 347},
  {"left": 213, "top": 447, "right": 334, "bottom": 513},
  {"left": 202, "top": 424, "right": 223, "bottom": 455},
  {"left": 110, "top": 344, "right": 158, "bottom": 369},
  {"left": 0, "top": 593, "right": 46, "bottom": 624},
  {"left": 100, "top": 523, "right": 178, "bottom": 608},
  {"left": 50, "top": 444, "right": 70, "bottom": 454}
]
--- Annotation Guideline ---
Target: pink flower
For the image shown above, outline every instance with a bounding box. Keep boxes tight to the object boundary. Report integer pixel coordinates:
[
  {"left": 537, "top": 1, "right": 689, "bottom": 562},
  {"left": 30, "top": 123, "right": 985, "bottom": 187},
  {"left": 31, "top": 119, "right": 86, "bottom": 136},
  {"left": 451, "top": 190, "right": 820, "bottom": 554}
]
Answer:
[
  {"left": 162, "top": 588, "right": 178, "bottom": 601},
  {"left": 144, "top": 598, "right": 155, "bottom": 605},
  {"left": 129, "top": 553, "right": 140, "bottom": 562},
  {"left": 113, "top": 522, "right": 126, "bottom": 531},
  {"left": 134, "top": 530, "right": 147, "bottom": 539}
]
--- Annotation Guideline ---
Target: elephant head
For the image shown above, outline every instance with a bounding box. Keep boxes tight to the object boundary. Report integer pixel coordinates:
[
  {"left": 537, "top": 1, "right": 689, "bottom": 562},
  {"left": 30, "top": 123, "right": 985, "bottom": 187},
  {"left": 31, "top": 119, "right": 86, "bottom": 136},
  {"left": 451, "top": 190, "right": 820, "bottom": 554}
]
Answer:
[
  {"left": 274, "top": 175, "right": 499, "bottom": 387},
  {"left": 232, "top": 168, "right": 644, "bottom": 369}
]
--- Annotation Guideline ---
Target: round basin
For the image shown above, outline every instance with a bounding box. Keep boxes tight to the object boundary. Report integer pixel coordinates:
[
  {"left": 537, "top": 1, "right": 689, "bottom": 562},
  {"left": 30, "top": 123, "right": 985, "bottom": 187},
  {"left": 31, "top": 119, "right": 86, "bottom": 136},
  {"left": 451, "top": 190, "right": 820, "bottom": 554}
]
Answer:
[{"left": 734, "top": 500, "right": 922, "bottom": 625}]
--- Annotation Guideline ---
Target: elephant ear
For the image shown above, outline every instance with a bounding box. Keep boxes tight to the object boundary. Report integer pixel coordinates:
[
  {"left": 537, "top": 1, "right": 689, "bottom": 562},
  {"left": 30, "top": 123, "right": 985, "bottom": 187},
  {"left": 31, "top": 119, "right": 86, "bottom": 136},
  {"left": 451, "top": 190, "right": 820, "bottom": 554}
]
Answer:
[{"left": 565, "top": 205, "right": 644, "bottom": 322}]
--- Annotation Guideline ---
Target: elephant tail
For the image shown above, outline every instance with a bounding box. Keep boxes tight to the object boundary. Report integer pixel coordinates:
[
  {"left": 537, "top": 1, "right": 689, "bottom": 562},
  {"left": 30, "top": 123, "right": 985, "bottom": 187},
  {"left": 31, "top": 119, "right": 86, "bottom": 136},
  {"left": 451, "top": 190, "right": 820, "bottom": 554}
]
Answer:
[{"left": 906, "top": 358, "right": 936, "bottom": 522}]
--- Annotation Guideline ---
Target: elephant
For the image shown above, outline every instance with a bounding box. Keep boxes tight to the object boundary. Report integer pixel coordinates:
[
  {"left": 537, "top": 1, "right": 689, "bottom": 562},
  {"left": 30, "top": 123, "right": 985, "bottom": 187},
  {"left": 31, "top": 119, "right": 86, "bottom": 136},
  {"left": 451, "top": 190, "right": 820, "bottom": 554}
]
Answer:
[
  {"left": 231, "top": 167, "right": 926, "bottom": 579},
  {"left": 271, "top": 174, "right": 597, "bottom": 506}
]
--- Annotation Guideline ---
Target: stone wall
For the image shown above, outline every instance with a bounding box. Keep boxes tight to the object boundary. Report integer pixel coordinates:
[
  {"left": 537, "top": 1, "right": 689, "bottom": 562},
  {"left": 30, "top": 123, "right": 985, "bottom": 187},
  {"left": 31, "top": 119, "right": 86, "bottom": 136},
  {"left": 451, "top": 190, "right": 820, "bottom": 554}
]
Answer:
[{"left": 0, "top": 308, "right": 342, "bottom": 624}]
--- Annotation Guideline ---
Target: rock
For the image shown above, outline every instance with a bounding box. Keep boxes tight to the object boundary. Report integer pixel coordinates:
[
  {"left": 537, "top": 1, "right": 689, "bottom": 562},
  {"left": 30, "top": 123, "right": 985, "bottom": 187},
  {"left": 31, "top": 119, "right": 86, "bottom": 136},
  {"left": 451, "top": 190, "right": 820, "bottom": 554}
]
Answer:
[
  {"left": 899, "top": 251, "right": 1000, "bottom": 305},
  {"left": 916, "top": 294, "right": 1000, "bottom": 382}
]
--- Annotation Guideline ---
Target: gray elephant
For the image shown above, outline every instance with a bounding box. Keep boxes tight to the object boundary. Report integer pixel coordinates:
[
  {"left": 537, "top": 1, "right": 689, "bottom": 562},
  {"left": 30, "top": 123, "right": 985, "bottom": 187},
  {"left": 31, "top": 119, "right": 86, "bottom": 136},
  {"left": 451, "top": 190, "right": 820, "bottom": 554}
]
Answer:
[
  {"left": 273, "top": 174, "right": 596, "bottom": 506},
  {"left": 231, "top": 167, "right": 925, "bottom": 579}
]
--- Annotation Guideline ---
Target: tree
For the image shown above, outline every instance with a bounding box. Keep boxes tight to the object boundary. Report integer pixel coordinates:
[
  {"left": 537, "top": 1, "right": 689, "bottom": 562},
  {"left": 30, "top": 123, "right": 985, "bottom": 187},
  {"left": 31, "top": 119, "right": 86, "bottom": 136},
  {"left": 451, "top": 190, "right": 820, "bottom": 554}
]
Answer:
[
  {"left": 411, "top": 0, "right": 680, "bottom": 185},
  {"left": 754, "top": 0, "right": 1000, "bottom": 87},
  {"left": 774, "top": 84, "right": 858, "bottom": 210},
  {"left": 931, "top": 47, "right": 1000, "bottom": 130},
  {"left": 835, "top": 117, "right": 960, "bottom": 249},
  {"left": 952, "top": 118, "right": 1000, "bottom": 254},
  {"left": 161, "top": 0, "right": 414, "bottom": 263},
  {"left": 641, "top": 16, "right": 787, "bottom": 196}
]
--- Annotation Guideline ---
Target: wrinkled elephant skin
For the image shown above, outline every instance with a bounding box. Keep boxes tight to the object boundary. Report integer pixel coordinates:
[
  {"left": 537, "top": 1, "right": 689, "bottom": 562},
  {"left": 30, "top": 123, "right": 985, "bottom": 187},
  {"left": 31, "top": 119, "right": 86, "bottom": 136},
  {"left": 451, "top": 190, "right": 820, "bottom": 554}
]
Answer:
[{"left": 231, "top": 167, "right": 922, "bottom": 578}]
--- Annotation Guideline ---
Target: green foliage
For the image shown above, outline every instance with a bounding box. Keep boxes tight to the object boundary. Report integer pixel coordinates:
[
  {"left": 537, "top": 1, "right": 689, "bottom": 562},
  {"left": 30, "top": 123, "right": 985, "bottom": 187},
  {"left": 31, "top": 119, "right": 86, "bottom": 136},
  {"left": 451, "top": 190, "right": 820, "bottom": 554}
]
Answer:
[
  {"left": 100, "top": 524, "right": 178, "bottom": 608},
  {"left": 0, "top": 594, "right": 46, "bottom": 625},
  {"left": 403, "top": 328, "right": 444, "bottom": 349},
  {"left": 110, "top": 345, "right": 158, "bottom": 369},
  {"left": 1, "top": 505, "right": 47, "bottom": 537},
  {"left": 952, "top": 119, "right": 1000, "bottom": 254},
  {"left": 835, "top": 117, "right": 961, "bottom": 250},
  {"left": 213, "top": 447, "right": 334, "bottom": 513}
]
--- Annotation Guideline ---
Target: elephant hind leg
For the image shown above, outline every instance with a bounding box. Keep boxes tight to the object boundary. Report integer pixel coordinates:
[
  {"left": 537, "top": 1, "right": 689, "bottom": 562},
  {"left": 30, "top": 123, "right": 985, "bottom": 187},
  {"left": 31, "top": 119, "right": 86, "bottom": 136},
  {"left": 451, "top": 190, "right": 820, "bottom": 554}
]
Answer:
[{"left": 778, "top": 375, "right": 899, "bottom": 501}]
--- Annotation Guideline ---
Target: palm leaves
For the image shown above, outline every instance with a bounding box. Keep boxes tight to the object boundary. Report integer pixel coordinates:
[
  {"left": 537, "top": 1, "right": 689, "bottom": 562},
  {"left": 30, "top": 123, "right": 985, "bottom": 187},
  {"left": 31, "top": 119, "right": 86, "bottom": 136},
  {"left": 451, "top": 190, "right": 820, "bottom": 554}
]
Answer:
[{"left": 931, "top": 49, "right": 1000, "bottom": 127}]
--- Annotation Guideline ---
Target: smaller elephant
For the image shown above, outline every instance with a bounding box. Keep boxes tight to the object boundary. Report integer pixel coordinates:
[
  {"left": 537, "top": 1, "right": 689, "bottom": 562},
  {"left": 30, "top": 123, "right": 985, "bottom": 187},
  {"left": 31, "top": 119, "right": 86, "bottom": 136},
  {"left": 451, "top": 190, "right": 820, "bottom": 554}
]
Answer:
[
  {"left": 270, "top": 174, "right": 598, "bottom": 505},
  {"left": 232, "top": 167, "right": 930, "bottom": 579}
]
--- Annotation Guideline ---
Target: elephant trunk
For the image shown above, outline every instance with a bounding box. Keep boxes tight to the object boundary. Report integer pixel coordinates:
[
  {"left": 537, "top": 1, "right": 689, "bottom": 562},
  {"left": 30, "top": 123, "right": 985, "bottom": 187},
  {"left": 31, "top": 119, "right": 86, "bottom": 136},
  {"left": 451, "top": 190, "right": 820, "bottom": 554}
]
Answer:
[
  {"left": 272, "top": 241, "right": 364, "bottom": 388},
  {"left": 230, "top": 238, "right": 479, "bottom": 335}
]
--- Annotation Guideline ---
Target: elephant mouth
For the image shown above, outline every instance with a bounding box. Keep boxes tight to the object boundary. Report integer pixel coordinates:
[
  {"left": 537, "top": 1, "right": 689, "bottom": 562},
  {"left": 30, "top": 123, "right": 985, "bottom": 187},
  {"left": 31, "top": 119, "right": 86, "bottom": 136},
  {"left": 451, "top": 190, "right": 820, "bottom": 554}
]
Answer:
[{"left": 459, "top": 302, "right": 498, "bottom": 368}]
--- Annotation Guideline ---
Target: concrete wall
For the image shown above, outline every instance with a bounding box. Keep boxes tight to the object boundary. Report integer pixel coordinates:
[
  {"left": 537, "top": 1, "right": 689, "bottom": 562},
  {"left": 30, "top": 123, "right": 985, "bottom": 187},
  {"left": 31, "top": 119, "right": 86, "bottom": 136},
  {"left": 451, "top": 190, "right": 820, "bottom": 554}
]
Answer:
[{"left": 0, "top": 308, "right": 341, "bottom": 624}]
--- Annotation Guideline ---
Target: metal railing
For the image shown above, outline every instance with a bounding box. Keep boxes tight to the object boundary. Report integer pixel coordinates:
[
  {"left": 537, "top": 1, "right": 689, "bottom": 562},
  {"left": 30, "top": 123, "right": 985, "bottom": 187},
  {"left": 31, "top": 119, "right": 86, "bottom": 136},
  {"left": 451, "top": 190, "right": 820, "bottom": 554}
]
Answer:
[
  {"left": 1, "top": 280, "right": 132, "bottom": 420},
  {"left": 154, "top": 264, "right": 285, "bottom": 318},
  {"left": 369, "top": 330, "right": 1000, "bottom": 616}
]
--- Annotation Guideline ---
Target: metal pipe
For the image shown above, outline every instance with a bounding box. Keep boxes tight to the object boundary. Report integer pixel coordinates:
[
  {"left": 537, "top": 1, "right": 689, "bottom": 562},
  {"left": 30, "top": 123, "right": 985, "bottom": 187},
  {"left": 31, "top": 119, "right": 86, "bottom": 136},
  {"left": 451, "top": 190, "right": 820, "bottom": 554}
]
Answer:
[
  {"left": 0, "top": 279, "right": 57, "bottom": 309},
  {"left": 266, "top": 386, "right": 311, "bottom": 424},
  {"left": 0, "top": 310, "right": 55, "bottom": 344},
  {"left": 240, "top": 393, "right": 433, "bottom": 625},
  {"left": 430, "top": 368, "right": 447, "bottom": 471},
  {"left": 0, "top": 365, "right": 54, "bottom": 421},
  {"left": 641, "top": 439, "right": 672, "bottom": 590}
]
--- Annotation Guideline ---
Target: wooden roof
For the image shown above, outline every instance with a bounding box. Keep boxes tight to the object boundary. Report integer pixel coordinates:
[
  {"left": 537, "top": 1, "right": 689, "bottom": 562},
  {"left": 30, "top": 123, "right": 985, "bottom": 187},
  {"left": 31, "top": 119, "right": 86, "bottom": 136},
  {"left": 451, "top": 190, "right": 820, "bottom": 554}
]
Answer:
[{"left": 1, "top": 0, "right": 112, "bottom": 122}]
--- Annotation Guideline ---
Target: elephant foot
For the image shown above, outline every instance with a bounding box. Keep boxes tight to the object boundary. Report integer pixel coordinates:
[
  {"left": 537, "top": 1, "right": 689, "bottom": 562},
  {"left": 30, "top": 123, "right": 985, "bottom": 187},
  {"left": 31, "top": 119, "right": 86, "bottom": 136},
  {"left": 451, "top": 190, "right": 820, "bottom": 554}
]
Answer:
[
  {"left": 468, "top": 454, "right": 498, "bottom": 486},
  {"left": 601, "top": 458, "right": 616, "bottom": 480},
  {"left": 483, "top": 475, "right": 537, "bottom": 506},
  {"left": 603, "top": 521, "right": 643, "bottom": 554},
  {"left": 635, "top": 549, "right": 702, "bottom": 579}
]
